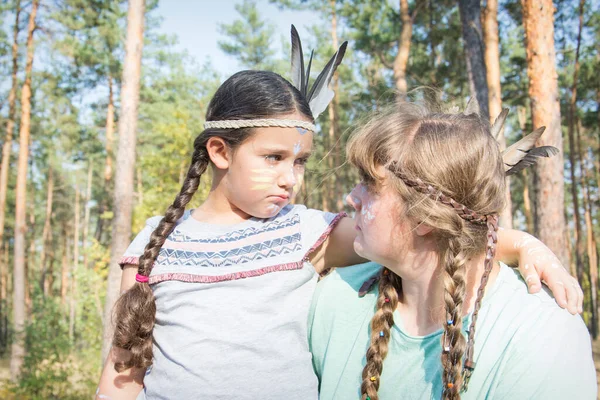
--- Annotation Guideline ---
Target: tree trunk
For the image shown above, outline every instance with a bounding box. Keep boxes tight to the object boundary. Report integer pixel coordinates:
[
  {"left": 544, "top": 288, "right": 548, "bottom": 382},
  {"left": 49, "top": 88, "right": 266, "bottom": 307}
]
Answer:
[
  {"left": 458, "top": 0, "right": 490, "bottom": 121},
  {"left": 69, "top": 189, "right": 80, "bottom": 341},
  {"left": 96, "top": 76, "right": 116, "bottom": 243},
  {"left": 0, "top": 1, "right": 21, "bottom": 308},
  {"left": 1, "top": 243, "right": 8, "bottom": 355},
  {"left": 521, "top": 0, "right": 569, "bottom": 266},
  {"left": 329, "top": 0, "right": 344, "bottom": 211},
  {"left": 577, "top": 119, "right": 598, "bottom": 337},
  {"left": 102, "top": 0, "right": 146, "bottom": 362},
  {"left": 566, "top": 0, "right": 585, "bottom": 287},
  {"left": 25, "top": 202, "right": 35, "bottom": 314},
  {"left": 11, "top": 0, "right": 38, "bottom": 381},
  {"left": 39, "top": 166, "right": 54, "bottom": 296},
  {"left": 83, "top": 162, "right": 93, "bottom": 268},
  {"left": 517, "top": 106, "right": 534, "bottom": 233},
  {"left": 483, "top": 0, "right": 512, "bottom": 228},
  {"left": 428, "top": 0, "right": 437, "bottom": 85},
  {"left": 60, "top": 224, "right": 68, "bottom": 305},
  {"left": 394, "top": 0, "right": 415, "bottom": 97}
]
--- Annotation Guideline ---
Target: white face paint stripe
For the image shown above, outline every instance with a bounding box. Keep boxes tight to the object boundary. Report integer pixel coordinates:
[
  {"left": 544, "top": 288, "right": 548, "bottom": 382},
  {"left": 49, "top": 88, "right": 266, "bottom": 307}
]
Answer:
[
  {"left": 250, "top": 176, "right": 276, "bottom": 183},
  {"left": 251, "top": 168, "right": 278, "bottom": 175},
  {"left": 293, "top": 141, "right": 302, "bottom": 156},
  {"left": 251, "top": 184, "right": 273, "bottom": 191}
]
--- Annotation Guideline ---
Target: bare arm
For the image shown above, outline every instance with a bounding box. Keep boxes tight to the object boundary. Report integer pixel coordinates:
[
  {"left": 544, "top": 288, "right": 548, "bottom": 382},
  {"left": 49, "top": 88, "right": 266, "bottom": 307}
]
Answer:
[
  {"left": 311, "top": 219, "right": 582, "bottom": 314},
  {"left": 309, "top": 217, "right": 366, "bottom": 274},
  {"left": 96, "top": 265, "right": 145, "bottom": 399}
]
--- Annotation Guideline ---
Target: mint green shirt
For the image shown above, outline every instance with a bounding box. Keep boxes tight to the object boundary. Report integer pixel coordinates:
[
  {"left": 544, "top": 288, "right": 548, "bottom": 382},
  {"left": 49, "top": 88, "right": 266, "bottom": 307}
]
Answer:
[{"left": 308, "top": 262, "right": 596, "bottom": 400}]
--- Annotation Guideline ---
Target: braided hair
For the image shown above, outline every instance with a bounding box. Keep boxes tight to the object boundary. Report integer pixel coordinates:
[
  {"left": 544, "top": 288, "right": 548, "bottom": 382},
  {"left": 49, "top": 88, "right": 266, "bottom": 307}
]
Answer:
[
  {"left": 112, "top": 70, "right": 313, "bottom": 371},
  {"left": 347, "top": 100, "right": 505, "bottom": 400}
]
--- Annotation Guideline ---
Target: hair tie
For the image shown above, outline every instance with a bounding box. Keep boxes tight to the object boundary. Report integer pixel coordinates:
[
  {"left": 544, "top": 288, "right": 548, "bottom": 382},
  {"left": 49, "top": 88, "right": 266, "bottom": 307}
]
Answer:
[{"left": 136, "top": 273, "right": 149, "bottom": 283}]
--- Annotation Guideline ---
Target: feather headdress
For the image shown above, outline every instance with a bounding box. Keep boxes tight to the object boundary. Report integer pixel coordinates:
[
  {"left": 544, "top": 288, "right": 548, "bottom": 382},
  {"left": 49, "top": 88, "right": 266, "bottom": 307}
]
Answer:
[{"left": 290, "top": 25, "right": 348, "bottom": 119}]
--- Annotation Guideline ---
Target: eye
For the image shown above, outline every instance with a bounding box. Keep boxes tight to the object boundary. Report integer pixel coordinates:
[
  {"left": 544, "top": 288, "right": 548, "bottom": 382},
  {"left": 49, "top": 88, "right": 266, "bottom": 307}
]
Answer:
[
  {"left": 265, "top": 155, "right": 282, "bottom": 164},
  {"left": 358, "top": 168, "right": 377, "bottom": 191},
  {"left": 294, "top": 157, "right": 309, "bottom": 167}
]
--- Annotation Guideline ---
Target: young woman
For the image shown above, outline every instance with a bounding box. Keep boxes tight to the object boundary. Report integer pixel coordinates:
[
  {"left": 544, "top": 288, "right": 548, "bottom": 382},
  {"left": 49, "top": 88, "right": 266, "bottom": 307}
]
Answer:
[{"left": 309, "top": 100, "right": 595, "bottom": 400}]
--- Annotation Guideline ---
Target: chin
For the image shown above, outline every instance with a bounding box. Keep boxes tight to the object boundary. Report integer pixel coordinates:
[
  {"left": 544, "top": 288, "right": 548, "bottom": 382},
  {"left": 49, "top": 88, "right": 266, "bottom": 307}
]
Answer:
[{"left": 353, "top": 240, "right": 367, "bottom": 259}]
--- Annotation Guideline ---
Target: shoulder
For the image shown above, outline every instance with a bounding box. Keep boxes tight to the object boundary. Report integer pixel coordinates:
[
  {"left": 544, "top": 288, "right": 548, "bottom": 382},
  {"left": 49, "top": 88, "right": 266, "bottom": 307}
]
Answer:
[
  {"left": 287, "top": 204, "right": 340, "bottom": 224},
  {"left": 310, "top": 262, "right": 382, "bottom": 321},
  {"left": 488, "top": 264, "right": 588, "bottom": 339},
  {"left": 482, "top": 265, "right": 595, "bottom": 397}
]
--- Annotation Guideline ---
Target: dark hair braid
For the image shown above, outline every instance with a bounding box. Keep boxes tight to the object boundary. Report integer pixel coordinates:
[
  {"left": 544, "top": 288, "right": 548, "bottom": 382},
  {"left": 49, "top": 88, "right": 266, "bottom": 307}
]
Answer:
[
  {"left": 112, "top": 145, "right": 209, "bottom": 372},
  {"left": 360, "top": 270, "right": 400, "bottom": 400}
]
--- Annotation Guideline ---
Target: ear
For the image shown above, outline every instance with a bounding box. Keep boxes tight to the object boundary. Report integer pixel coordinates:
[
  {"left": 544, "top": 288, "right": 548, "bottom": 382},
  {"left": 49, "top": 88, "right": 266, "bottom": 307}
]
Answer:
[
  {"left": 415, "top": 223, "right": 434, "bottom": 236},
  {"left": 206, "top": 137, "right": 231, "bottom": 169}
]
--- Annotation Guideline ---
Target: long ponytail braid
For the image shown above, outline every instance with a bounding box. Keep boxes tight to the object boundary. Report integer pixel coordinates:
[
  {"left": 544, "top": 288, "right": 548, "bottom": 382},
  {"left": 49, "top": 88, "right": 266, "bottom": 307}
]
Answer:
[
  {"left": 360, "top": 270, "right": 401, "bottom": 400},
  {"left": 112, "top": 143, "right": 210, "bottom": 372}
]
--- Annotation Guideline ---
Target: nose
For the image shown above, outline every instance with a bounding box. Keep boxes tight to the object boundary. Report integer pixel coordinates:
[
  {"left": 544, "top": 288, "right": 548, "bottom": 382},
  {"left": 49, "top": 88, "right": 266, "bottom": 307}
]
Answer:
[
  {"left": 346, "top": 185, "right": 362, "bottom": 211},
  {"left": 277, "top": 165, "right": 297, "bottom": 189}
]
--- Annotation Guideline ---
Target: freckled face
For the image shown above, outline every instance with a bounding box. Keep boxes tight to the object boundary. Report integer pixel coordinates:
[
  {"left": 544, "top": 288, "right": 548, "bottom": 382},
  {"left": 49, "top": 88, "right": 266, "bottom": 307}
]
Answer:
[
  {"left": 225, "top": 114, "right": 313, "bottom": 218},
  {"left": 346, "top": 170, "right": 413, "bottom": 266}
]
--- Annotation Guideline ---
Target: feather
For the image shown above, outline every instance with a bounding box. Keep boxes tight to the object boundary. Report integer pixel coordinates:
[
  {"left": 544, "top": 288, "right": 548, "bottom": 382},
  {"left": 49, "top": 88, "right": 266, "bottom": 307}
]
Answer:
[
  {"left": 491, "top": 108, "right": 509, "bottom": 140},
  {"left": 306, "top": 41, "right": 348, "bottom": 118},
  {"left": 504, "top": 146, "right": 559, "bottom": 175},
  {"left": 464, "top": 96, "right": 480, "bottom": 116},
  {"left": 303, "top": 50, "right": 314, "bottom": 96},
  {"left": 502, "top": 126, "right": 559, "bottom": 175},
  {"left": 290, "top": 25, "right": 305, "bottom": 95}
]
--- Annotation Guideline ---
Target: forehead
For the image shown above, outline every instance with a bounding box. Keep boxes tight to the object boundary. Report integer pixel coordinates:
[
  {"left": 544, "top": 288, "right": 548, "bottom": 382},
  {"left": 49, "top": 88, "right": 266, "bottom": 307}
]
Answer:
[{"left": 245, "top": 122, "right": 314, "bottom": 151}]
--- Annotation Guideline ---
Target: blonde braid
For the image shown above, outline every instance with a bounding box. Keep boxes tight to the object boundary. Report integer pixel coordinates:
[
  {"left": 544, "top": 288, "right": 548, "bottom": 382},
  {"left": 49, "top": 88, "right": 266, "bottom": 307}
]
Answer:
[
  {"left": 360, "top": 269, "right": 400, "bottom": 400},
  {"left": 441, "top": 235, "right": 468, "bottom": 400}
]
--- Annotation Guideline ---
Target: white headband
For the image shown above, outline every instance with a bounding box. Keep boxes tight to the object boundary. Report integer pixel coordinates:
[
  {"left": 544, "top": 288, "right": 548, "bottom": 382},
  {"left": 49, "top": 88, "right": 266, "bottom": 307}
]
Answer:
[{"left": 203, "top": 118, "right": 316, "bottom": 132}]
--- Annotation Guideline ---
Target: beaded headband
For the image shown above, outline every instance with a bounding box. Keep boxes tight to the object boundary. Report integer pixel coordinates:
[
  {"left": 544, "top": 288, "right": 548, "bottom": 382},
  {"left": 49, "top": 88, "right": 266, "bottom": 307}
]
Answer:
[{"left": 203, "top": 25, "right": 347, "bottom": 133}]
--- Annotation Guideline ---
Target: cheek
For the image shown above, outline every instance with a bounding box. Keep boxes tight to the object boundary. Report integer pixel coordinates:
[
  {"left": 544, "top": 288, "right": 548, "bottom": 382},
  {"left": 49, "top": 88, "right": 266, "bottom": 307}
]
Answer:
[
  {"left": 248, "top": 168, "right": 277, "bottom": 191},
  {"left": 360, "top": 196, "right": 380, "bottom": 225}
]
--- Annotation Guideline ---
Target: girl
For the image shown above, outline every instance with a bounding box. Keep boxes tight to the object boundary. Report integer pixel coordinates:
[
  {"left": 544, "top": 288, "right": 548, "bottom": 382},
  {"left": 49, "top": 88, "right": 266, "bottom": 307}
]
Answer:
[
  {"left": 309, "top": 100, "right": 596, "bottom": 399},
  {"left": 97, "top": 29, "right": 581, "bottom": 399}
]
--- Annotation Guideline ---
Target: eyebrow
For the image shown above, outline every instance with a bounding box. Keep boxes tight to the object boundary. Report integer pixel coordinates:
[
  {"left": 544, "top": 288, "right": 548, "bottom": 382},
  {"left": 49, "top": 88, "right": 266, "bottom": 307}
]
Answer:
[{"left": 260, "top": 146, "right": 313, "bottom": 158}]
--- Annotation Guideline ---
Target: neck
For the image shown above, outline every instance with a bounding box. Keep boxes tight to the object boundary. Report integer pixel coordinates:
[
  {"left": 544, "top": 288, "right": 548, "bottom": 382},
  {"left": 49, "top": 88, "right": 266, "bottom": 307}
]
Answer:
[
  {"left": 390, "top": 249, "right": 498, "bottom": 336},
  {"left": 192, "top": 170, "right": 251, "bottom": 225}
]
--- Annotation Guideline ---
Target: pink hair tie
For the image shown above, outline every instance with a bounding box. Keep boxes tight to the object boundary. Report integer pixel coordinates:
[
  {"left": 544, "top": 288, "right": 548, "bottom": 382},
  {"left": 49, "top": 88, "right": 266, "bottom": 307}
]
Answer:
[{"left": 136, "top": 274, "right": 149, "bottom": 283}]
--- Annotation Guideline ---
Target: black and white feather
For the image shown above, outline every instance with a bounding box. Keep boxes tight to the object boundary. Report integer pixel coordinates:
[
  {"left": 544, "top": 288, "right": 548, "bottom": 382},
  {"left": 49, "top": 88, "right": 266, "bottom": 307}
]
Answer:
[
  {"left": 502, "top": 126, "right": 559, "bottom": 175},
  {"left": 290, "top": 24, "right": 348, "bottom": 119}
]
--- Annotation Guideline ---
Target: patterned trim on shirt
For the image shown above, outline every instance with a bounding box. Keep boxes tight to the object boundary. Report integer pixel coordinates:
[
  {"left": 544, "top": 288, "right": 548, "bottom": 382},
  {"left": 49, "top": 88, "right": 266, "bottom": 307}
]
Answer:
[{"left": 148, "top": 260, "right": 305, "bottom": 284}]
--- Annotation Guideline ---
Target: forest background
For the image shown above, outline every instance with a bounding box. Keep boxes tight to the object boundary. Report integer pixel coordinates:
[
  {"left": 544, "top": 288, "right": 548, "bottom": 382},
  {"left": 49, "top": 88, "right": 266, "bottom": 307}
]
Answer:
[{"left": 0, "top": 0, "right": 597, "bottom": 397}]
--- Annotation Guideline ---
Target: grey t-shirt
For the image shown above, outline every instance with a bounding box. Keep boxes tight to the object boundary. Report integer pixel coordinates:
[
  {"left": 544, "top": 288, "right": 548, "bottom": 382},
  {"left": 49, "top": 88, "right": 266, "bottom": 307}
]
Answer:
[{"left": 121, "top": 205, "right": 343, "bottom": 400}]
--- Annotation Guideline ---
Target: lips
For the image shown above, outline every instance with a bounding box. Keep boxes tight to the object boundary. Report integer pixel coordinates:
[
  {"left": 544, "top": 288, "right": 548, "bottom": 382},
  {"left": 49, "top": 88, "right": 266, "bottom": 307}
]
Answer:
[{"left": 270, "top": 194, "right": 289, "bottom": 201}]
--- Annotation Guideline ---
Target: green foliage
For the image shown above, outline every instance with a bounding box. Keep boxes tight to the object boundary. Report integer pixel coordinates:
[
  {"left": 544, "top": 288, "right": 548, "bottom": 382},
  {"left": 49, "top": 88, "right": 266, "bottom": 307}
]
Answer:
[
  {"left": 15, "top": 265, "right": 103, "bottom": 399},
  {"left": 218, "top": 0, "right": 279, "bottom": 71}
]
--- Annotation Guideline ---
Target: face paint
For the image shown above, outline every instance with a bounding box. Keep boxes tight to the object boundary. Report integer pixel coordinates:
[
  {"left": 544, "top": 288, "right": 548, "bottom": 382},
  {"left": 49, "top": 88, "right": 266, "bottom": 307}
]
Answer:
[
  {"left": 513, "top": 234, "right": 538, "bottom": 249},
  {"left": 96, "top": 387, "right": 112, "bottom": 400},
  {"left": 250, "top": 168, "right": 277, "bottom": 190},
  {"left": 361, "top": 200, "right": 376, "bottom": 223},
  {"left": 296, "top": 127, "right": 309, "bottom": 135},
  {"left": 293, "top": 141, "right": 302, "bottom": 156},
  {"left": 266, "top": 204, "right": 281, "bottom": 214},
  {"left": 250, "top": 176, "right": 277, "bottom": 183}
]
